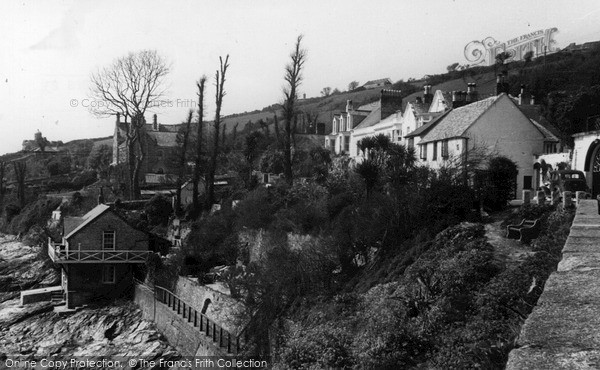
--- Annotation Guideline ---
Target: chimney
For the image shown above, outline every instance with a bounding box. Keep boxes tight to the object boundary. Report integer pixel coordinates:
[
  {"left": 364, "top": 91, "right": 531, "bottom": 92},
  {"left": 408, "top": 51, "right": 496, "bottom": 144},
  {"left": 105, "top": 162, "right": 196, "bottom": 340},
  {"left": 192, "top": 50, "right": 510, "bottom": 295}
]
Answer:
[
  {"left": 346, "top": 100, "right": 353, "bottom": 112},
  {"left": 452, "top": 91, "right": 468, "bottom": 109},
  {"left": 303, "top": 93, "right": 306, "bottom": 99},
  {"left": 380, "top": 89, "right": 403, "bottom": 120},
  {"left": 153, "top": 114, "right": 158, "bottom": 131},
  {"left": 116, "top": 112, "right": 121, "bottom": 124},
  {"left": 496, "top": 73, "right": 509, "bottom": 95},
  {"left": 423, "top": 85, "right": 433, "bottom": 104},
  {"left": 466, "top": 83, "right": 478, "bottom": 102},
  {"left": 98, "top": 186, "right": 105, "bottom": 205}
]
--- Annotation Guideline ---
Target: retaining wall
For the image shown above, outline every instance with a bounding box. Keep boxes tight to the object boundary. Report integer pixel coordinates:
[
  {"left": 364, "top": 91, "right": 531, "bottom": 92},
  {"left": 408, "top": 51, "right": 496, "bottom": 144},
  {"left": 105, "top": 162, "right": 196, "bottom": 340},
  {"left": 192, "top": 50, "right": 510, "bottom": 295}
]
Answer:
[
  {"left": 134, "top": 284, "right": 225, "bottom": 357},
  {"left": 506, "top": 199, "right": 600, "bottom": 368}
]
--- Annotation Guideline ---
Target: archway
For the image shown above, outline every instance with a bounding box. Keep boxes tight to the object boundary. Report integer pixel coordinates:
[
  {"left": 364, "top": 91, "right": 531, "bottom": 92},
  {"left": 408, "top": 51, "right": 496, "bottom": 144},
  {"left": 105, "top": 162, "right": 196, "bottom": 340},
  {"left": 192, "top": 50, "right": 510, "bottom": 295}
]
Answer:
[
  {"left": 201, "top": 298, "right": 211, "bottom": 315},
  {"left": 584, "top": 139, "right": 600, "bottom": 197}
]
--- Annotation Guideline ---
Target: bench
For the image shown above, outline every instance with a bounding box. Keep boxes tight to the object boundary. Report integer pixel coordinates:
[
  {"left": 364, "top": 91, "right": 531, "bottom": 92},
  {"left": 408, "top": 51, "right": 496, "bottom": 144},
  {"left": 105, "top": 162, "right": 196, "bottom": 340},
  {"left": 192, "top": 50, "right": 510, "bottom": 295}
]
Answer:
[{"left": 506, "top": 219, "right": 541, "bottom": 243}]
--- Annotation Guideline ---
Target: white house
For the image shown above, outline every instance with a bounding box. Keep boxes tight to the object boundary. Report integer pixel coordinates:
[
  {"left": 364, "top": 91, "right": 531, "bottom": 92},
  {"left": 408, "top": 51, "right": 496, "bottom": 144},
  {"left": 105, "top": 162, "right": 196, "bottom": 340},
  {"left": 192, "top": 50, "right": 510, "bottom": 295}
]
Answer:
[
  {"left": 417, "top": 93, "right": 559, "bottom": 199},
  {"left": 572, "top": 131, "right": 600, "bottom": 196}
]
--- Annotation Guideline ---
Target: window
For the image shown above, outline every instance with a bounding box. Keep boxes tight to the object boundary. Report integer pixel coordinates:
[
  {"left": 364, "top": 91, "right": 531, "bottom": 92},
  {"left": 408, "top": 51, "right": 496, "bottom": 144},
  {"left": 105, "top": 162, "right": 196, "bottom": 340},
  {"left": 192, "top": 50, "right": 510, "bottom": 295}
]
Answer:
[
  {"left": 103, "top": 231, "right": 115, "bottom": 250},
  {"left": 432, "top": 141, "right": 438, "bottom": 161},
  {"left": 344, "top": 137, "right": 350, "bottom": 153},
  {"left": 102, "top": 265, "right": 115, "bottom": 284},
  {"left": 524, "top": 176, "right": 532, "bottom": 190},
  {"left": 441, "top": 140, "right": 449, "bottom": 158},
  {"left": 419, "top": 144, "right": 426, "bottom": 160},
  {"left": 408, "top": 138, "right": 414, "bottom": 149}
]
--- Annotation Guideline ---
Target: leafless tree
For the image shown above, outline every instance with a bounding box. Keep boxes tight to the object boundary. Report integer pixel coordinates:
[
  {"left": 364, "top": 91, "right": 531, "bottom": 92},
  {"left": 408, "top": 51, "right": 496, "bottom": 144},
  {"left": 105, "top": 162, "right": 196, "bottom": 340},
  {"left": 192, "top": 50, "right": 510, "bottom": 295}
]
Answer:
[
  {"left": 206, "top": 55, "right": 230, "bottom": 210},
  {"left": 174, "top": 110, "right": 194, "bottom": 214},
  {"left": 320, "top": 86, "right": 331, "bottom": 97},
  {"left": 348, "top": 81, "right": 360, "bottom": 91},
  {"left": 282, "top": 35, "right": 307, "bottom": 184},
  {"left": 0, "top": 161, "right": 5, "bottom": 206},
  {"left": 90, "top": 50, "right": 169, "bottom": 199},
  {"left": 193, "top": 76, "right": 207, "bottom": 214},
  {"left": 13, "top": 161, "right": 26, "bottom": 208}
]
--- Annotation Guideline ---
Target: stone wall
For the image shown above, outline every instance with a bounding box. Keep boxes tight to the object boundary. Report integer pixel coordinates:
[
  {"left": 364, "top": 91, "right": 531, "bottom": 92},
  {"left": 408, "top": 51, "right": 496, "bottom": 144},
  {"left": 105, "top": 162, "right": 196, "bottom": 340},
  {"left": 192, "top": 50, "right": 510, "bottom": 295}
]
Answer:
[
  {"left": 134, "top": 284, "right": 225, "bottom": 357},
  {"left": 506, "top": 199, "right": 600, "bottom": 369},
  {"left": 175, "top": 277, "right": 247, "bottom": 335}
]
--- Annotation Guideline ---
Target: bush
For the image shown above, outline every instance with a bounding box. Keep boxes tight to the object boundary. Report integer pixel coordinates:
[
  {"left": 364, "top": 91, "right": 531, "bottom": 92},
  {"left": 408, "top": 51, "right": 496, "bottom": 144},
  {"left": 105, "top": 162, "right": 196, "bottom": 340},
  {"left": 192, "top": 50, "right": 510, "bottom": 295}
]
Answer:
[
  {"left": 144, "top": 194, "right": 172, "bottom": 226},
  {"left": 482, "top": 156, "right": 519, "bottom": 211}
]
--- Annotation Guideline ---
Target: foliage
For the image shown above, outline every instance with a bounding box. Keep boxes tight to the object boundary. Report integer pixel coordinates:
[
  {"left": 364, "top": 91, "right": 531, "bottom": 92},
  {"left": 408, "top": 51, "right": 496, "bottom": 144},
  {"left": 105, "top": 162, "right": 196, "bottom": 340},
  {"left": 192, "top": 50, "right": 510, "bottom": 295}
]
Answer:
[
  {"left": 7, "top": 197, "right": 61, "bottom": 235},
  {"left": 259, "top": 150, "right": 285, "bottom": 174},
  {"left": 87, "top": 144, "right": 113, "bottom": 178},
  {"left": 144, "top": 194, "right": 172, "bottom": 226},
  {"left": 482, "top": 156, "right": 519, "bottom": 211}
]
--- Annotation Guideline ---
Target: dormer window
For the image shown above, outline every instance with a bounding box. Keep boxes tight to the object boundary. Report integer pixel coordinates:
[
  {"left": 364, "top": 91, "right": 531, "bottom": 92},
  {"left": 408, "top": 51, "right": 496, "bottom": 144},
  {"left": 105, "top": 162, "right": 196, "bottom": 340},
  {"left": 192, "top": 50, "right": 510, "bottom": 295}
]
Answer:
[{"left": 103, "top": 231, "right": 115, "bottom": 250}]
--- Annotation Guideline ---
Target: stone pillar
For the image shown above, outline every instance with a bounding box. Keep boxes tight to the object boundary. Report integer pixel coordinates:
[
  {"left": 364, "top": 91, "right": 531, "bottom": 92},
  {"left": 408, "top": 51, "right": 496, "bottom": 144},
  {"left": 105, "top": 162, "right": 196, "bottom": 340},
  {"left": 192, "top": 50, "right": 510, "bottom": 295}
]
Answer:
[
  {"left": 522, "top": 190, "right": 531, "bottom": 205},
  {"left": 536, "top": 191, "right": 546, "bottom": 205},
  {"left": 563, "top": 192, "right": 573, "bottom": 208},
  {"left": 576, "top": 191, "right": 586, "bottom": 206}
]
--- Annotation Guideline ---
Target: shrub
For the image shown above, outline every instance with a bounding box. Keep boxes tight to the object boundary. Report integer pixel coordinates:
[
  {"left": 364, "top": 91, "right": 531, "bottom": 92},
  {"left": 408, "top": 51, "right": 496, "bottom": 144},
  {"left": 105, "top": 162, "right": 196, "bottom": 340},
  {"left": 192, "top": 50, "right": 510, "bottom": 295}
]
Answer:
[{"left": 144, "top": 194, "right": 172, "bottom": 226}]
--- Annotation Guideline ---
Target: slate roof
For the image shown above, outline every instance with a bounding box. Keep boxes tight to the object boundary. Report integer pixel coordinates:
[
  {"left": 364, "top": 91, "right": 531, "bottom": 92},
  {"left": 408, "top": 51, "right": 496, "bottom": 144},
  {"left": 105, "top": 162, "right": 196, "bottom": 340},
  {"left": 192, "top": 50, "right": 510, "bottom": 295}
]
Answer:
[
  {"left": 147, "top": 131, "right": 179, "bottom": 147},
  {"left": 64, "top": 204, "right": 111, "bottom": 239},
  {"left": 405, "top": 111, "right": 451, "bottom": 138},
  {"left": 419, "top": 94, "right": 501, "bottom": 144},
  {"left": 531, "top": 120, "right": 559, "bottom": 142},
  {"left": 357, "top": 101, "right": 380, "bottom": 111},
  {"left": 363, "top": 78, "right": 392, "bottom": 86},
  {"left": 353, "top": 107, "right": 382, "bottom": 130}
]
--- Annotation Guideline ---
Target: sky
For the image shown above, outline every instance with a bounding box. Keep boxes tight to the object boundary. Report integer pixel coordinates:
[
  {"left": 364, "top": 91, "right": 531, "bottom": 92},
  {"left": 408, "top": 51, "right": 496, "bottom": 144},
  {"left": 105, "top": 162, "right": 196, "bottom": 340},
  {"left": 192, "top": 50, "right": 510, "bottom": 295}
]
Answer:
[{"left": 1, "top": 0, "right": 600, "bottom": 155}]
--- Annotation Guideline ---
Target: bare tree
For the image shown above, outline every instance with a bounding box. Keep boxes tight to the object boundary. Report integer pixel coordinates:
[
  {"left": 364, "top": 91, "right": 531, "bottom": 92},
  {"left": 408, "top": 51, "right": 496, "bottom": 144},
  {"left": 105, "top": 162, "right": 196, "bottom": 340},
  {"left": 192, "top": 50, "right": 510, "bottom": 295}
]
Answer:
[
  {"left": 193, "top": 76, "right": 207, "bottom": 214},
  {"left": 282, "top": 35, "right": 307, "bottom": 184},
  {"left": 90, "top": 50, "right": 169, "bottom": 199},
  {"left": 13, "top": 161, "right": 26, "bottom": 208},
  {"left": 206, "top": 55, "right": 230, "bottom": 210},
  {"left": 320, "top": 86, "right": 331, "bottom": 97},
  {"left": 174, "top": 110, "right": 194, "bottom": 215},
  {"left": 348, "top": 81, "right": 360, "bottom": 91},
  {"left": 0, "top": 161, "right": 5, "bottom": 207}
]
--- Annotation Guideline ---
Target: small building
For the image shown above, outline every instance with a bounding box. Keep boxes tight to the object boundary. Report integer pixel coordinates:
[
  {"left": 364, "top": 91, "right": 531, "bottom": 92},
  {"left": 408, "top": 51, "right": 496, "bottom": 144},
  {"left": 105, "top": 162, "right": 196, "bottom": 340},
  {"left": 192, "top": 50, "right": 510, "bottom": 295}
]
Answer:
[
  {"left": 48, "top": 204, "right": 151, "bottom": 308},
  {"left": 362, "top": 78, "right": 392, "bottom": 90},
  {"left": 572, "top": 131, "right": 600, "bottom": 197}
]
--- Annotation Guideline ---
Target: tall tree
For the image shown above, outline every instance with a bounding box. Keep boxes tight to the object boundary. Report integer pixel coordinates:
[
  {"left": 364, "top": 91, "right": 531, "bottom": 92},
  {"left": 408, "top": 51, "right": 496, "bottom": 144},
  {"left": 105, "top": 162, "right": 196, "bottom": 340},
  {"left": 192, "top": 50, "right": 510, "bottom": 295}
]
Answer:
[
  {"left": 0, "top": 161, "right": 5, "bottom": 207},
  {"left": 206, "top": 55, "right": 230, "bottom": 210},
  {"left": 282, "top": 35, "right": 307, "bottom": 185},
  {"left": 174, "top": 110, "right": 194, "bottom": 214},
  {"left": 193, "top": 76, "right": 207, "bottom": 214},
  {"left": 13, "top": 161, "right": 26, "bottom": 208},
  {"left": 90, "top": 50, "right": 169, "bottom": 199}
]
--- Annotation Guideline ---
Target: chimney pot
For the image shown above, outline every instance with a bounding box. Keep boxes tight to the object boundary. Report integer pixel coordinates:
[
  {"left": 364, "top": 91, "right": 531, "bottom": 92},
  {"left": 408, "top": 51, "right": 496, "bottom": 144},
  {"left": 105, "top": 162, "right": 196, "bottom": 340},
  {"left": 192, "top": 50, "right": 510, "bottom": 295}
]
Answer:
[{"left": 153, "top": 114, "right": 158, "bottom": 131}]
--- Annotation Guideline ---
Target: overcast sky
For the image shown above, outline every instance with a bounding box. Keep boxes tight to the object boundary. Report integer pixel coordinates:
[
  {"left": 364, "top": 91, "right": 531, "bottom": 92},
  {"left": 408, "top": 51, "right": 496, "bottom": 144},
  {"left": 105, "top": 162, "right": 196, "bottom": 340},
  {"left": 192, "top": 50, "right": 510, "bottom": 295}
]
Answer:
[{"left": 1, "top": 0, "right": 599, "bottom": 155}]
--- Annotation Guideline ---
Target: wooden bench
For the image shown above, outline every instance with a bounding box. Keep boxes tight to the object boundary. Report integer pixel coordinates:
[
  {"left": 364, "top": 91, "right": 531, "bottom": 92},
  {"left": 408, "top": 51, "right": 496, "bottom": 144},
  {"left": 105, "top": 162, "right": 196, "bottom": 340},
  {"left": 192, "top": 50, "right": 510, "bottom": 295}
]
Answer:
[{"left": 506, "top": 219, "right": 541, "bottom": 243}]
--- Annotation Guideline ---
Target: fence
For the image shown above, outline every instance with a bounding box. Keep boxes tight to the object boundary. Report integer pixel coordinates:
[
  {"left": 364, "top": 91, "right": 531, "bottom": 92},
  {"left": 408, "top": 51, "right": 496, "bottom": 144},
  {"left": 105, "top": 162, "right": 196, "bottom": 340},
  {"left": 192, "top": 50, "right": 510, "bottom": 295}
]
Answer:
[{"left": 152, "top": 284, "right": 243, "bottom": 354}]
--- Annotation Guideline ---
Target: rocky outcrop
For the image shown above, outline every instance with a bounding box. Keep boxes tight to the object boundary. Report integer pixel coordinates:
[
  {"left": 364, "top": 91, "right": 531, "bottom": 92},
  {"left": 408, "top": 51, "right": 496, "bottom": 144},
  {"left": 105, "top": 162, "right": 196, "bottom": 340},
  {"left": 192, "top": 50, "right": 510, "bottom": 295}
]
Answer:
[
  {"left": 0, "top": 234, "right": 180, "bottom": 364},
  {"left": 0, "top": 235, "right": 60, "bottom": 303},
  {"left": 0, "top": 299, "right": 178, "bottom": 360}
]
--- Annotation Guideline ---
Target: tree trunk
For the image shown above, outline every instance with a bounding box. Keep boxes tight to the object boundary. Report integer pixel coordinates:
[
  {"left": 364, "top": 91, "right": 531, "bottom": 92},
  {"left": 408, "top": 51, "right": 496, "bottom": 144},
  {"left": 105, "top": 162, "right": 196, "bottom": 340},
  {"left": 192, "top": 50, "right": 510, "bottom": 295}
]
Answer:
[
  {"left": 175, "top": 111, "right": 193, "bottom": 215},
  {"left": 193, "top": 77, "right": 206, "bottom": 215}
]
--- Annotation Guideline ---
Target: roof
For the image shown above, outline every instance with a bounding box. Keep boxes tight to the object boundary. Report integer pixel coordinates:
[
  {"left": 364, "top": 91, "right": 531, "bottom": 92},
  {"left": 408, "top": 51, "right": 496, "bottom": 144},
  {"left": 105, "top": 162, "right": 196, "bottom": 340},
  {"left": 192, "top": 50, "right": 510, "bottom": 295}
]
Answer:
[
  {"left": 531, "top": 120, "right": 559, "bottom": 142},
  {"left": 405, "top": 111, "right": 451, "bottom": 138},
  {"left": 411, "top": 101, "right": 431, "bottom": 115},
  {"left": 353, "top": 107, "right": 381, "bottom": 130},
  {"left": 419, "top": 94, "right": 502, "bottom": 144},
  {"left": 147, "top": 131, "right": 179, "bottom": 147},
  {"left": 357, "top": 101, "right": 380, "bottom": 111},
  {"left": 363, "top": 78, "right": 392, "bottom": 86},
  {"left": 64, "top": 204, "right": 111, "bottom": 239}
]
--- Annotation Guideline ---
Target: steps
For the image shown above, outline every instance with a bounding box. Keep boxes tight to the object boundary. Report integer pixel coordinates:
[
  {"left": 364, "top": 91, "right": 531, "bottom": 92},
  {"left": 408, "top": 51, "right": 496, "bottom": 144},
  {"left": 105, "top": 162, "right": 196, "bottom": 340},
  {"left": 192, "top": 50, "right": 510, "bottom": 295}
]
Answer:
[{"left": 50, "top": 290, "right": 65, "bottom": 304}]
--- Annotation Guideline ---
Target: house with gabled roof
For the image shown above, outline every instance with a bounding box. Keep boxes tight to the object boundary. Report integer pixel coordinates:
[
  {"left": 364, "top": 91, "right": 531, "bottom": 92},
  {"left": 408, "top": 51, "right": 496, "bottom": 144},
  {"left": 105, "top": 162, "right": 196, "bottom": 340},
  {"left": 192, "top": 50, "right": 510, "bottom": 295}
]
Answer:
[
  {"left": 48, "top": 204, "right": 152, "bottom": 308},
  {"left": 417, "top": 93, "right": 559, "bottom": 199},
  {"left": 112, "top": 113, "right": 182, "bottom": 185},
  {"left": 363, "top": 78, "right": 392, "bottom": 89}
]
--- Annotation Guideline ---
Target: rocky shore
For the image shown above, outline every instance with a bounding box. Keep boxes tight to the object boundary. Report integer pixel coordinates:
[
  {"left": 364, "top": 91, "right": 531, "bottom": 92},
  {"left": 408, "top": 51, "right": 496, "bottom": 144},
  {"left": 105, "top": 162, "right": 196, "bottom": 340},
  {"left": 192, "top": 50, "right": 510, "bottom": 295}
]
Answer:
[{"left": 0, "top": 234, "right": 180, "bottom": 367}]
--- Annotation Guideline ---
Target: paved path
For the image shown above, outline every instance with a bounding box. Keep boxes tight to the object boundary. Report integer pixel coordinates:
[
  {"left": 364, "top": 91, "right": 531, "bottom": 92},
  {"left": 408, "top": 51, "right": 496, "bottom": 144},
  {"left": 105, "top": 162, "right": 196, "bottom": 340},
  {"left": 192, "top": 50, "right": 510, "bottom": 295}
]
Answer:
[{"left": 507, "top": 199, "right": 600, "bottom": 369}]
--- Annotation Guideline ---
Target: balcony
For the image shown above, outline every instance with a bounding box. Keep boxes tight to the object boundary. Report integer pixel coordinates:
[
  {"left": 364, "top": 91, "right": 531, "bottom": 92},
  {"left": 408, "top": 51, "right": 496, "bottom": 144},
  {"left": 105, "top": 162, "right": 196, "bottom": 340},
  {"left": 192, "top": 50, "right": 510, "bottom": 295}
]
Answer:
[{"left": 48, "top": 239, "right": 150, "bottom": 264}]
